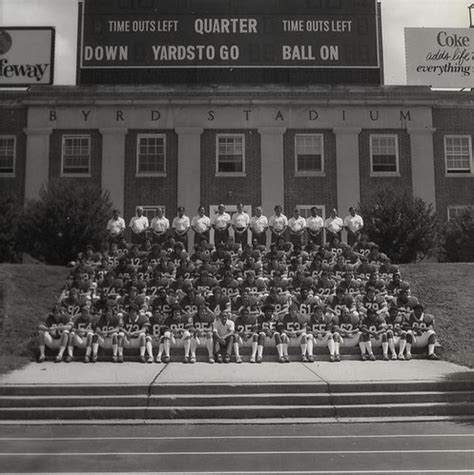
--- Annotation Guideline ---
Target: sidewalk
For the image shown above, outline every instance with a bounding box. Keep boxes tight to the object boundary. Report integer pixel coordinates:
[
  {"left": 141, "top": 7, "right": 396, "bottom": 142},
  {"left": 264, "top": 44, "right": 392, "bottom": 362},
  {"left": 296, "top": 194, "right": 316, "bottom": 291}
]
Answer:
[{"left": 1, "top": 360, "right": 473, "bottom": 386}]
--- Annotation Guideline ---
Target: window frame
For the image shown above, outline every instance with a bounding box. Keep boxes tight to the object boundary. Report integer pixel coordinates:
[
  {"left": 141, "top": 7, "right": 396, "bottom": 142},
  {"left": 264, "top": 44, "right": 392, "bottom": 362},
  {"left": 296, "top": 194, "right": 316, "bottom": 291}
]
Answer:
[
  {"left": 61, "top": 134, "right": 92, "bottom": 177},
  {"left": 215, "top": 133, "right": 246, "bottom": 177},
  {"left": 369, "top": 134, "right": 400, "bottom": 177},
  {"left": 0, "top": 135, "right": 16, "bottom": 177},
  {"left": 136, "top": 133, "right": 167, "bottom": 177},
  {"left": 294, "top": 133, "right": 325, "bottom": 176},
  {"left": 137, "top": 205, "right": 167, "bottom": 222},
  {"left": 447, "top": 205, "right": 472, "bottom": 221},
  {"left": 444, "top": 135, "right": 473, "bottom": 175}
]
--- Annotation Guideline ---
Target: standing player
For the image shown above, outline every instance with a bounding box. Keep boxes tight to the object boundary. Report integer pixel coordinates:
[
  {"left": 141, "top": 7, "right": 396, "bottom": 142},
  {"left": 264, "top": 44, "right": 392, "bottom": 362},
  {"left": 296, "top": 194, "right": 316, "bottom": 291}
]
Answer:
[{"left": 38, "top": 306, "right": 73, "bottom": 363}]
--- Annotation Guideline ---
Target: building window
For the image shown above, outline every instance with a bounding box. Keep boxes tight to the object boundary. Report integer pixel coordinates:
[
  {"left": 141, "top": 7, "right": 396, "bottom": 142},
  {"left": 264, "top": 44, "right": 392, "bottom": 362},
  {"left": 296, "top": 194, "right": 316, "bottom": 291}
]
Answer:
[
  {"left": 0, "top": 136, "right": 16, "bottom": 176},
  {"left": 61, "top": 135, "right": 91, "bottom": 176},
  {"left": 445, "top": 136, "right": 472, "bottom": 174},
  {"left": 137, "top": 205, "right": 166, "bottom": 222},
  {"left": 136, "top": 134, "right": 166, "bottom": 176},
  {"left": 370, "top": 135, "right": 399, "bottom": 175},
  {"left": 216, "top": 134, "right": 245, "bottom": 175},
  {"left": 447, "top": 205, "right": 472, "bottom": 221},
  {"left": 295, "top": 134, "right": 324, "bottom": 174}
]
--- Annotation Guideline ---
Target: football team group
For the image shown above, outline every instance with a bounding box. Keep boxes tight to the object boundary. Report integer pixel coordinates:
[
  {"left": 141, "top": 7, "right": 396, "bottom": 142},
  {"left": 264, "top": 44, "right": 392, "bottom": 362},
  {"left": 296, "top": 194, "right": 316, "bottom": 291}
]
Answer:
[{"left": 37, "top": 204, "right": 439, "bottom": 364}]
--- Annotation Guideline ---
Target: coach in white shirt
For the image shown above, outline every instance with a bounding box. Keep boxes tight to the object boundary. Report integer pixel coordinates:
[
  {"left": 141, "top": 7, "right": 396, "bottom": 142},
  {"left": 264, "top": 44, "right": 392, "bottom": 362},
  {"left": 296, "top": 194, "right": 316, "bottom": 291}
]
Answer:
[
  {"left": 231, "top": 202, "right": 250, "bottom": 246},
  {"left": 288, "top": 208, "right": 307, "bottom": 248},
  {"left": 344, "top": 207, "right": 364, "bottom": 246},
  {"left": 306, "top": 207, "right": 324, "bottom": 247},
  {"left": 325, "top": 208, "right": 344, "bottom": 243},
  {"left": 212, "top": 204, "right": 231, "bottom": 246},
  {"left": 172, "top": 206, "right": 191, "bottom": 251},
  {"left": 191, "top": 206, "right": 211, "bottom": 246},
  {"left": 150, "top": 207, "right": 170, "bottom": 245},
  {"left": 129, "top": 206, "right": 149, "bottom": 244},
  {"left": 106, "top": 209, "right": 126, "bottom": 243},
  {"left": 268, "top": 205, "right": 288, "bottom": 244},
  {"left": 250, "top": 206, "right": 268, "bottom": 248}
]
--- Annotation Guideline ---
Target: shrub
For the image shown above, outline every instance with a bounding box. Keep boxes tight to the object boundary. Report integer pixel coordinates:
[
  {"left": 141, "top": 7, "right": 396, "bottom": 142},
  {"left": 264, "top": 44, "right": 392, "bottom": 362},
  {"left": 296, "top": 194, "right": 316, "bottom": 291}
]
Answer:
[
  {"left": 0, "top": 193, "right": 22, "bottom": 263},
  {"left": 441, "top": 207, "right": 474, "bottom": 262},
  {"left": 359, "top": 186, "right": 438, "bottom": 264},
  {"left": 17, "top": 179, "right": 113, "bottom": 265}
]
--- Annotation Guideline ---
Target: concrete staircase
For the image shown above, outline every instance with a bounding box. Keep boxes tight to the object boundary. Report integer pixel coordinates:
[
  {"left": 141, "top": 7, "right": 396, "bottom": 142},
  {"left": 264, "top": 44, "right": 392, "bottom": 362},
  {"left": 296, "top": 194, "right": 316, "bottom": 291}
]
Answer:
[{"left": 1, "top": 379, "right": 473, "bottom": 421}]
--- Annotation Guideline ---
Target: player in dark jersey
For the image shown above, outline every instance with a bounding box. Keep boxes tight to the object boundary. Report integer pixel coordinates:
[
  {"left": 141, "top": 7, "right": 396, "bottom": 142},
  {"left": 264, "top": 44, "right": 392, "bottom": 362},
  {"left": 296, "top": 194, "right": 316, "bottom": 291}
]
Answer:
[
  {"left": 328, "top": 306, "right": 361, "bottom": 362},
  {"left": 95, "top": 305, "right": 123, "bottom": 362},
  {"left": 275, "top": 304, "right": 303, "bottom": 363},
  {"left": 70, "top": 306, "right": 98, "bottom": 363},
  {"left": 404, "top": 304, "right": 438, "bottom": 360},
  {"left": 234, "top": 308, "right": 258, "bottom": 364},
  {"left": 357, "top": 286, "right": 388, "bottom": 320},
  {"left": 359, "top": 308, "right": 386, "bottom": 361},
  {"left": 38, "top": 306, "right": 73, "bottom": 363},
  {"left": 122, "top": 305, "right": 151, "bottom": 363},
  {"left": 206, "top": 286, "right": 231, "bottom": 315},
  {"left": 191, "top": 301, "right": 216, "bottom": 363},
  {"left": 251, "top": 304, "right": 278, "bottom": 363},
  {"left": 381, "top": 305, "right": 404, "bottom": 360}
]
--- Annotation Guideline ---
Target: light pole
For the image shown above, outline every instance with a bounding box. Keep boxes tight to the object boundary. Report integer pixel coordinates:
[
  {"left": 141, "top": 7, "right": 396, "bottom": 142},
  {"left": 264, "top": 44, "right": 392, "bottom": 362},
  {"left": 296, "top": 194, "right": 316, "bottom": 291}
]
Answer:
[{"left": 469, "top": 4, "right": 474, "bottom": 28}]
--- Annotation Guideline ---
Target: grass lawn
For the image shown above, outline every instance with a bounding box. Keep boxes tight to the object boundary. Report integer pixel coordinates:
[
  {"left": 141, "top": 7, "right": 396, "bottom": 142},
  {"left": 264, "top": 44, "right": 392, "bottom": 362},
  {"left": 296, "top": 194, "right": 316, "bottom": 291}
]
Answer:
[
  {"left": 0, "top": 262, "right": 472, "bottom": 375},
  {"left": 0, "top": 264, "right": 68, "bottom": 375}
]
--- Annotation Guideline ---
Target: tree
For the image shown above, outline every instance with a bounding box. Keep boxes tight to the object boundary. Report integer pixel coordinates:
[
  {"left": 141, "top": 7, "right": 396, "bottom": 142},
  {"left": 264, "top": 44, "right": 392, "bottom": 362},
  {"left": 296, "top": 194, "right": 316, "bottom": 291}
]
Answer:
[
  {"left": 441, "top": 208, "right": 474, "bottom": 262},
  {"left": 17, "top": 179, "right": 113, "bottom": 265},
  {"left": 359, "top": 186, "right": 438, "bottom": 264},
  {"left": 0, "top": 192, "right": 22, "bottom": 263}
]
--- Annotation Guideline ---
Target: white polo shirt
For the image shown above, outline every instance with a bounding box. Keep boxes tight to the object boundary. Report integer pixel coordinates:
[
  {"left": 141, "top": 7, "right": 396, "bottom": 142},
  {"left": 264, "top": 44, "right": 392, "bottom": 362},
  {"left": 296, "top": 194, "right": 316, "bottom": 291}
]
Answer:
[
  {"left": 268, "top": 214, "right": 288, "bottom": 232},
  {"left": 212, "top": 212, "right": 231, "bottom": 230},
  {"left": 172, "top": 215, "right": 190, "bottom": 232},
  {"left": 151, "top": 216, "right": 170, "bottom": 233},
  {"left": 250, "top": 215, "right": 268, "bottom": 234},
  {"left": 232, "top": 212, "right": 250, "bottom": 229},
  {"left": 344, "top": 214, "right": 364, "bottom": 233},
  {"left": 213, "top": 318, "right": 235, "bottom": 338},
  {"left": 325, "top": 216, "right": 344, "bottom": 234},
  {"left": 191, "top": 215, "right": 211, "bottom": 233},
  {"left": 107, "top": 217, "right": 126, "bottom": 236},
  {"left": 129, "top": 215, "right": 149, "bottom": 234},
  {"left": 288, "top": 216, "right": 306, "bottom": 233},
  {"left": 306, "top": 215, "right": 324, "bottom": 233}
]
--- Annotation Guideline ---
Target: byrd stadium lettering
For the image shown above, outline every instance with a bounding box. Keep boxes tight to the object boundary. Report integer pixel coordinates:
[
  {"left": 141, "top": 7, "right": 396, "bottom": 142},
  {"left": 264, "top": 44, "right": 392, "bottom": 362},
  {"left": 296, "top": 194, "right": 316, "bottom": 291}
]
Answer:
[{"left": 0, "top": 58, "right": 49, "bottom": 82}]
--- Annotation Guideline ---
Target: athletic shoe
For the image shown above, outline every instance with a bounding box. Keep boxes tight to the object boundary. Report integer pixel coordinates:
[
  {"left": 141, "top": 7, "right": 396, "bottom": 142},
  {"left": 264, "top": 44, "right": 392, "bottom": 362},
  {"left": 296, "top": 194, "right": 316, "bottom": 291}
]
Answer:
[
  {"left": 279, "top": 356, "right": 286, "bottom": 363},
  {"left": 405, "top": 353, "right": 412, "bottom": 361},
  {"left": 208, "top": 357, "right": 215, "bottom": 364},
  {"left": 37, "top": 355, "right": 45, "bottom": 363},
  {"left": 224, "top": 354, "right": 231, "bottom": 363},
  {"left": 256, "top": 356, "right": 263, "bottom": 363},
  {"left": 147, "top": 356, "right": 154, "bottom": 363},
  {"left": 307, "top": 355, "right": 314, "bottom": 363},
  {"left": 112, "top": 355, "right": 118, "bottom": 363},
  {"left": 335, "top": 354, "right": 341, "bottom": 362},
  {"left": 162, "top": 355, "right": 170, "bottom": 363},
  {"left": 92, "top": 355, "right": 98, "bottom": 363},
  {"left": 361, "top": 354, "right": 367, "bottom": 361},
  {"left": 249, "top": 357, "right": 256, "bottom": 363},
  {"left": 139, "top": 355, "right": 146, "bottom": 363},
  {"left": 398, "top": 354, "right": 405, "bottom": 360},
  {"left": 236, "top": 357, "right": 242, "bottom": 364},
  {"left": 217, "top": 354, "right": 223, "bottom": 363},
  {"left": 84, "top": 356, "right": 90, "bottom": 363},
  {"left": 285, "top": 355, "right": 290, "bottom": 363},
  {"left": 369, "top": 354, "right": 376, "bottom": 361},
  {"left": 392, "top": 353, "right": 398, "bottom": 360},
  {"left": 55, "top": 355, "right": 62, "bottom": 363},
  {"left": 301, "top": 355, "right": 308, "bottom": 362},
  {"left": 429, "top": 353, "right": 439, "bottom": 360},
  {"left": 190, "top": 357, "right": 196, "bottom": 364},
  {"left": 65, "top": 355, "right": 72, "bottom": 363},
  {"left": 183, "top": 356, "right": 190, "bottom": 364},
  {"left": 383, "top": 354, "right": 389, "bottom": 361},
  {"left": 329, "top": 355, "right": 335, "bottom": 362},
  {"left": 118, "top": 355, "right": 124, "bottom": 363},
  {"left": 155, "top": 355, "right": 161, "bottom": 363}
]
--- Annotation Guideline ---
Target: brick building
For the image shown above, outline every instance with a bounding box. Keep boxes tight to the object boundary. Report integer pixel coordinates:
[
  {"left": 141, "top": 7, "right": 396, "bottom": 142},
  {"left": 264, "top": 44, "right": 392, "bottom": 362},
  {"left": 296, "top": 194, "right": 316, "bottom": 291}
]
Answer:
[{"left": 1, "top": 84, "right": 473, "bottom": 247}]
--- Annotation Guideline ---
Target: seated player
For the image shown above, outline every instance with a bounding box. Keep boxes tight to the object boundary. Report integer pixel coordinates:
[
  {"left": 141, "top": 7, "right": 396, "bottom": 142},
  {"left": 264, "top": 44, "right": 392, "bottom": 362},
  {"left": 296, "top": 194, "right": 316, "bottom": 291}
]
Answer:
[
  {"left": 70, "top": 306, "right": 98, "bottom": 363},
  {"left": 381, "top": 305, "right": 404, "bottom": 360},
  {"left": 95, "top": 305, "right": 124, "bottom": 362},
  {"left": 359, "top": 308, "right": 386, "bottom": 361},
  {"left": 38, "top": 306, "right": 73, "bottom": 363},
  {"left": 122, "top": 305, "right": 152, "bottom": 363},
  {"left": 357, "top": 286, "right": 388, "bottom": 320},
  {"left": 192, "top": 301, "right": 216, "bottom": 363},
  {"left": 234, "top": 308, "right": 258, "bottom": 364},
  {"left": 275, "top": 304, "right": 304, "bottom": 363},
  {"left": 251, "top": 304, "right": 278, "bottom": 363},
  {"left": 327, "top": 305, "right": 360, "bottom": 362},
  {"left": 404, "top": 304, "right": 439, "bottom": 361},
  {"left": 212, "top": 310, "right": 235, "bottom": 363}
]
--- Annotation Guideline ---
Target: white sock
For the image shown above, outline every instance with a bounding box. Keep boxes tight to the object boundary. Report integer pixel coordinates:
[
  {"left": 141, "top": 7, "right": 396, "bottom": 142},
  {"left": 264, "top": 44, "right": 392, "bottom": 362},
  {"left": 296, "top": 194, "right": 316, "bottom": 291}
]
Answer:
[
  {"left": 257, "top": 345, "right": 263, "bottom": 358},
  {"left": 276, "top": 343, "right": 283, "bottom": 358},
  {"left": 164, "top": 339, "right": 170, "bottom": 357},
  {"left": 389, "top": 339, "right": 396, "bottom": 356},
  {"left": 282, "top": 342, "right": 288, "bottom": 357},
  {"left": 382, "top": 342, "right": 388, "bottom": 356},
  {"left": 406, "top": 342, "right": 412, "bottom": 355},
  {"left": 146, "top": 341, "right": 153, "bottom": 357},
  {"left": 399, "top": 339, "right": 406, "bottom": 356},
  {"left": 359, "top": 341, "right": 366, "bottom": 355},
  {"left": 92, "top": 343, "right": 99, "bottom": 356},
  {"left": 328, "top": 339, "right": 335, "bottom": 356},
  {"left": 139, "top": 345, "right": 145, "bottom": 357},
  {"left": 184, "top": 339, "right": 191, "bottom": 357},
  {"left": 157, "top": 343, "right": 164, "bottom": 359},
  {"left": 301, "top": 342, "right": 307, "bottom": 356},
  {"left": 366, "top": 340, "right": 373, "bottom": 355},
  {"left": 428, "top": 343, "right": 435, "bottom": 355},
  {"left": 307, "top": 337, "right": 314, "bottom": 356},
  {"left": 251, "top": 341, "right": 258, "bottom": 359},
  {"left": 334, "top": 341, "right": 340, "bottom": 356},
  {"left": 112, "top": 344, "right": 118, "bottom": 357}
]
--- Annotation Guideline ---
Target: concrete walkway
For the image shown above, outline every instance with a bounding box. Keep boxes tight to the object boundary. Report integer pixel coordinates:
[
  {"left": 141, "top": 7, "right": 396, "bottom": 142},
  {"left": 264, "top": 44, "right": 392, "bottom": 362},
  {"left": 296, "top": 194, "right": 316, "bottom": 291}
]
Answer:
[{"left": 0, "top": 360, "right": 473, "bottom": 386}]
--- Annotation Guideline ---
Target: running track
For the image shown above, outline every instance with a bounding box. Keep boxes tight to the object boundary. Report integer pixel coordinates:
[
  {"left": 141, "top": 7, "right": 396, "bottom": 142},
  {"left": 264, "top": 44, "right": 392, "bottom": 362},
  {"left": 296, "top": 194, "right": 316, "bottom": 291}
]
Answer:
[{"left": 0, "top": 421, "right": 473, "bottom": 474}]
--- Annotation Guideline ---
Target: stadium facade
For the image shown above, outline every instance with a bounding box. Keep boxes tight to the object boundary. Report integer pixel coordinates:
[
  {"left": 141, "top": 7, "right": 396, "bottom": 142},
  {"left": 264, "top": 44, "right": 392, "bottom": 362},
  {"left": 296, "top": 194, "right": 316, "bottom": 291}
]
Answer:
[{"left": 1, "top": 0, "right": 474, "bottom": 245}]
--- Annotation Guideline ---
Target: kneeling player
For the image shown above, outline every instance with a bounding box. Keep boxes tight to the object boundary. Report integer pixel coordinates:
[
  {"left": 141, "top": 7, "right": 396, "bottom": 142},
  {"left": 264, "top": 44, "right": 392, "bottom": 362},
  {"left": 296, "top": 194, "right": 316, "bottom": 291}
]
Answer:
[
  {"left": 70, "top": 306, "right": 98, "bottom": 363},
  {"left": 212, "top": 311, "right": 235, "bottom": 363},
  {"left": 38, "top": 306, "right": 73, "bottom": 362}
]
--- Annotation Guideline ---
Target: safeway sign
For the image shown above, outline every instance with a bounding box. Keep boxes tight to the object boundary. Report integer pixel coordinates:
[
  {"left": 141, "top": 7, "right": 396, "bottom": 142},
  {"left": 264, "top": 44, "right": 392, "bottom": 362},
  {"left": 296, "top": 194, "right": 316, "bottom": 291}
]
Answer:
[{"left": 0, "top": 27, "right": 55, "bottom": 86}]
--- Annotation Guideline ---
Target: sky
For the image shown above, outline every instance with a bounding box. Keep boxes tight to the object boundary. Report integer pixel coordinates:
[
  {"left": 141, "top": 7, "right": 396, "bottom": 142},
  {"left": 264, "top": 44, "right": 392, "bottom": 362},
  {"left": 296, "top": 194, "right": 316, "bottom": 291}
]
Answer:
[{"left": 0, "top": 0, "right": 471, "bottom": 85}]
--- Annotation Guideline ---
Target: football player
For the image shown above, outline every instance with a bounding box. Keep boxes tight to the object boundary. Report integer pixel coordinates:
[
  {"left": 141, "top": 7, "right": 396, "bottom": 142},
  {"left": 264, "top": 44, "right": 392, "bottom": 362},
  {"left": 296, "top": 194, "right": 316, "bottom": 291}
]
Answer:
[
  {"left": 251, "top": 304, "right": 278, "bottom": 363},
  {"left": 70, "top": 306, "right": 98, "bottom": 363},
  {"left": 122, "top": 304, "right": 151, "bottom": 363},
  {"left": 404, "top": 304, "right": 439, "bottom": 361},
  {"left": 359, "top": 308, "right": 386, "bottom": 361},
  {"left": 38, "top": 306, "right": 73, "bottom": 363},
  {"left": 95, "top": 305, "right": 123, "bottom": 362}
]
